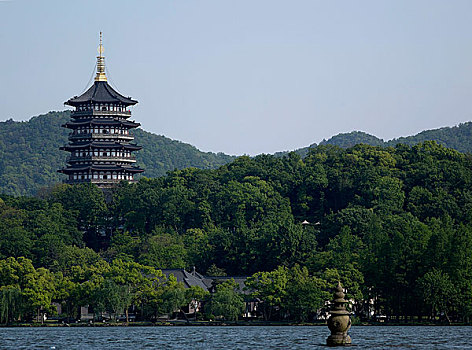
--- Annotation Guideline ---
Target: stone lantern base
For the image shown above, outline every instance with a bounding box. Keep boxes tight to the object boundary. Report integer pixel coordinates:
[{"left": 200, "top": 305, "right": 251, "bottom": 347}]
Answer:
[{"left": 327, "top": 333, "right": 352, "bottom": 347}]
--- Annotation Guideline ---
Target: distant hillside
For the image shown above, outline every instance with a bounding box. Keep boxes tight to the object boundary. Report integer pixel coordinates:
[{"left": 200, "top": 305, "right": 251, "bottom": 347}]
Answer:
[
  {"left": 0, "top": 111, "right": 234, "bottom": 196},
  {"left": 1, "top": 110, "right": 471, "bottom": 196},
  {"left": 273, "top": 143, "right": 316, "bottom": 158},
  {"left": 385, "top": 123, "right": 472, "bottom": 152},
  {"left": 320, "top": 131, "right": 385, "bottom": 148},
  {"left": 134, "top": 128, "right": 234, "bottom": 178},
  {"left": 291, "top": 123, "right": 472, "bottom": 155}
]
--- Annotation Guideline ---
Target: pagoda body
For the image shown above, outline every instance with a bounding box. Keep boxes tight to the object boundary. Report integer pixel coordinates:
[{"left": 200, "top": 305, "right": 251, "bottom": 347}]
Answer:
[{"left": 59, "top": 34, "right": 143, "bottom": 188}]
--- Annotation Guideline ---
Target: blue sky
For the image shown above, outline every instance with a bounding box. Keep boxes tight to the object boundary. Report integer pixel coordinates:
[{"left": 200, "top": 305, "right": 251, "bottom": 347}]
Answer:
[{"left": 1, "top": 0, "right": 472, "bottom": 155}]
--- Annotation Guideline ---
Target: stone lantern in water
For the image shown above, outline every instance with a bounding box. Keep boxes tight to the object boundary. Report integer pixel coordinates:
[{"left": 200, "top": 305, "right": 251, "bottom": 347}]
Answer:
[{"left": 326, "top": 281, "right": 352, "bottom": 346}]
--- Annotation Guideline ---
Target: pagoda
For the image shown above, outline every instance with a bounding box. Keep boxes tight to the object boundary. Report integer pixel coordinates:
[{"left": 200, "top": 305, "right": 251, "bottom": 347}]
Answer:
[{"left": 59, "top": 33, "right": 144, "bottom": 188}]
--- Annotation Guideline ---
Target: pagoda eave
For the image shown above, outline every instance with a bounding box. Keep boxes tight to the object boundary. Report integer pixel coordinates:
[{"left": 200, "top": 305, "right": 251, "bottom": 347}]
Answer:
[
  {"left": 59, "top": 165, "right": 144, "bottom": 174},
  {"left": 61, "top": 142, "right": 142, "bottom": 151},
  {"left": 65, "top": 81, "right": 138, "bottom": 106},
  {"left": 62, "top": 119, "right": 140, "bottom": 128}
]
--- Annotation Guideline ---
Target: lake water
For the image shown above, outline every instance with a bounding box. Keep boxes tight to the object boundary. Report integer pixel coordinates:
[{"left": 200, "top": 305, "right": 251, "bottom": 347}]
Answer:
[{"left": 0, "top": 326, "right": 471, "bottom": 349}]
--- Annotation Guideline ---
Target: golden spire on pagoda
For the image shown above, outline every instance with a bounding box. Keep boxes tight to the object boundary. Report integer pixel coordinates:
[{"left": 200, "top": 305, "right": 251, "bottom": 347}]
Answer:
[{"left": 95, "top": 32, "right": 107, "bottom": 82}]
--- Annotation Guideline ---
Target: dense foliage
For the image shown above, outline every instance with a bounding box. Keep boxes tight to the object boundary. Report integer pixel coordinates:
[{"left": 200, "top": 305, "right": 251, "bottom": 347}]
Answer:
[
  {"left": 2, "top": 111, "right": 472, "bottom": 197},
  {"left": 0, "top": 113, "right": 69, "bottom": 196},
  {"left": 0, "top": 111, "right": 234, "bottom": 197},
  {"left": 1, "top": 141, "right": 471, "bottom": 323},
  {"left": 0, "top": 256, "right": 209, "bottom": 324}
]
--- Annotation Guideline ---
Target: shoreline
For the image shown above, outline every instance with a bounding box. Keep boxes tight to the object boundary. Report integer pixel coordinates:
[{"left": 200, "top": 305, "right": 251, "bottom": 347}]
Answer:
[{"left": 1, "top": 321, "right": 470, "bottom": 328}]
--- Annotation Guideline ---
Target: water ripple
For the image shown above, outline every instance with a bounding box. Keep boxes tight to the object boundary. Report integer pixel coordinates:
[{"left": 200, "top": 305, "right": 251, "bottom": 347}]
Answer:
[{"left": 0, "top": 325, "right": 470, "bottom": 349}]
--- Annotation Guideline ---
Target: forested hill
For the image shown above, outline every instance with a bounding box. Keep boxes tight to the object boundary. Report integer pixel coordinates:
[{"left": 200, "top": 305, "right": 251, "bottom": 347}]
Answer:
[
  {"left": 384, "top": 123, "right": 472, "bottom": 151},
  {"left": 275, "top": 123, "right": 472, "bottom": 157},
  {"left": 1, "top": 142, "right": 472, "bottom": 322},
  {"left": 317, "top": 123, "right": 472, "bottom": 151},
  {"left": 319, "top": 131, "right": 384, "bottom": 148},
  {"left": 0, "top": 111, "right": 235, "bottom": 196},
  {"left": 1, "top": 110, "right": 471, "bottom": 196}
]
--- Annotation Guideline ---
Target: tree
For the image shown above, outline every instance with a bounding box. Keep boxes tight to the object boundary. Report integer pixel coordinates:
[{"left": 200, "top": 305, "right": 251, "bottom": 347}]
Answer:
[
  {"left": 0, "top": 206, "right": 33, "bottom": 259},
  {"left": 51, "top": 245, "right": 101, "bottom": 274},
  {"left": 310, "top": 227, "right": 365, "bottom": 303},
  {"left": 185, "top": 285, "right": 209, "bottom": 320},
  {"left": 284, "top": 265, "right": 326, "bottom": 322},
  {"left": 105, "top": 232, "right": 140, "bottom": 262},
  {"left": 160, "top": 277, "right": 187, "bottom": 320},
  {"left": 48, "top": 183, "right": 107, "bottom": 248},
  {"left": 52, "top": 272, "right": 78, "bottom": 320},
  {"left": 448, "top": 224, "right": 472, "bottom": 322},
  {"left": 137, "top": 230, "right": 187, "bottom": 269},
  {"left": 205, "top": 279, "right": 245, "bottom": 321},
  {"left": 361, "top": 213, "right": 431, "bottom": 319},
  {"left": 418, "top": 268, "right": 455, "bottom": 323},
  {"left": 106, "top": 259, "right": 164, "bottom": 323},
  {"left": 0, "top": 286, "right": 21, "bottom": 324},
  {"left": 22, "top": 267, "right": 57, "bottom": 323},
  {"left": 183, "top": 228, "right": 212, "bottom": 271},
  {"left": 246, "top": 266, "right": 288, "bottom": 321},
  {"left": 0, "top": 257, "right": 56, "bottom": 323},
  {"left": 372, "top": 176, "right": 405, "bottom": 213},
  {"left": 206, "top": 264, "right": 227, "bottom": 277},
  {"left": 69, "top": 260, "right": 110, "bottom": 320},
  {"left": 98, "top": 279, "right": 131, "bottom": 321}
]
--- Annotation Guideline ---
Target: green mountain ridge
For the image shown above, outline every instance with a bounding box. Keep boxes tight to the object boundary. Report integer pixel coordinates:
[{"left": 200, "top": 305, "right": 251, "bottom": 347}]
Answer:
[
  {"left": 320, "top": 131, "right": 385, "bottom": 148},
  {"left": 290, "top": 123, "right": 472, "bottom": 156},
  {"left": 0, "top": 111, "right": 235, "bottom": 196},
  {"left": 1, "top": 110, "right": 471, "bottom": 196}
]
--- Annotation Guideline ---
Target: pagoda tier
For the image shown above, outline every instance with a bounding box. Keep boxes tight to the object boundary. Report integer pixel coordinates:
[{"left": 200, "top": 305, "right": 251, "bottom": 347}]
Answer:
[
  {"left": 59, "top": 33, "right": 144, "bottom": 188},
  {"left": 59, "top": 164, "right": 144, "bottom": 187},
  {"left": 64, "top": 118, "right": 140, "bottom": 143},
  {"left": 70, "top": 108, "right": 132, "bottom": 119},
  {"left": 63, "top": 119, "right": 140, "bottom": 128}
]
